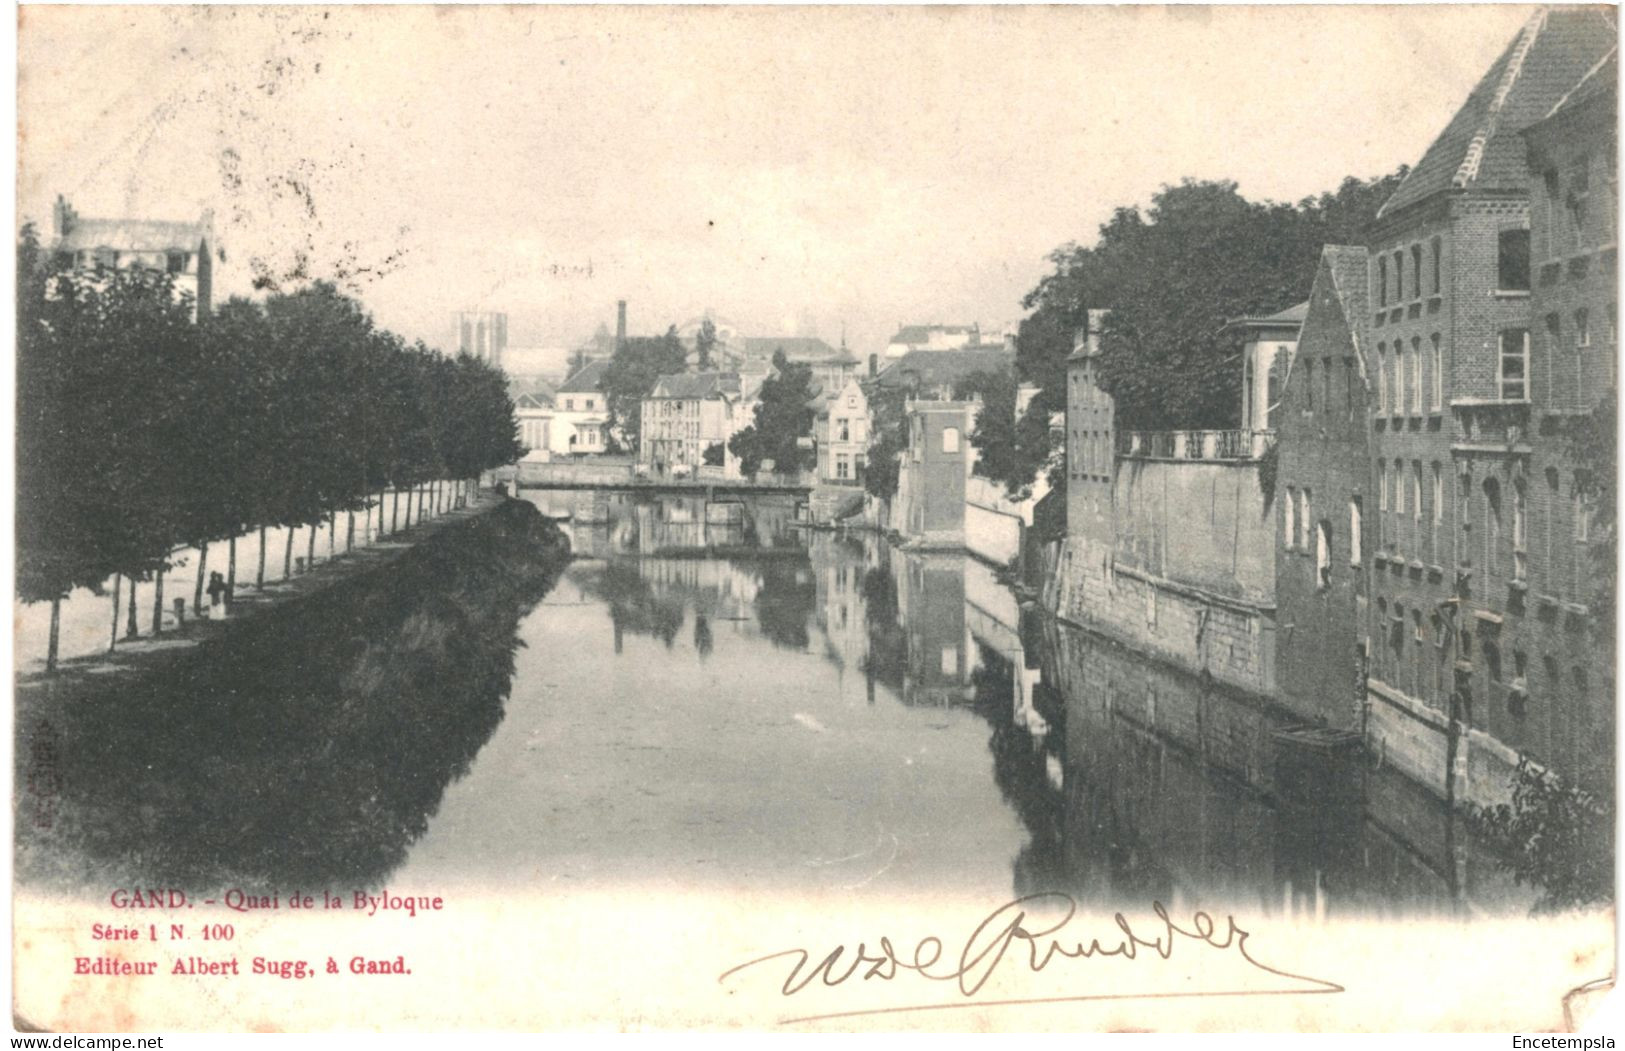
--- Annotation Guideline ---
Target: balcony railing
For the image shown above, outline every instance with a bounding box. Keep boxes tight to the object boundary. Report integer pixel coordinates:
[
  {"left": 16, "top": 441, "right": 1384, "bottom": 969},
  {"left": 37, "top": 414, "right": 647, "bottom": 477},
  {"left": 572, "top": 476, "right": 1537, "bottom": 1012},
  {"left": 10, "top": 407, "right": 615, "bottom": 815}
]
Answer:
[{"left": 1116, "top": 429, "right": 1275, "bottom": 462}]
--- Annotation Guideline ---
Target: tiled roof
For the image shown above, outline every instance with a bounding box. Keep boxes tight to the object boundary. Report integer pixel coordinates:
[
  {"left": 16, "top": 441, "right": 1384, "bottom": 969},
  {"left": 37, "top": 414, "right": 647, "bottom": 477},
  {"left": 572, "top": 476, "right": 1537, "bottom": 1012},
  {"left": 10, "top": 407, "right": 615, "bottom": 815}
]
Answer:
[
  {"left": 875, "top": 347, "right": 1012, "bottom": 392},
  {"left": 888, "top": 324, "right": 977, "bottom": 345},
  {"left": 1290, "top": 245, "right": 1369, "bottom": 388},
  {"left": 1545, "top": 45, "right": 1617, "bottom": 120},
  {"left": 514, "top": 392, "right": 552, "bottom": 410},
  {"left": 739, "top": 336, "right": 853, "bottom": 364},
  {"left": 1223, "top": 300, "right": 1309, "bottom": 332},
  {"left": 1379, "top": 7, "right": 1617, "bottom": 219},
  {"left": 558, "top": 358, "right": 610, "bottom": 393},
  {"left": 57, "top": 217, "right": 209, "bottom": 254},
  {"left": 648, "top": 371, "right": 742, "bottom": 399}
]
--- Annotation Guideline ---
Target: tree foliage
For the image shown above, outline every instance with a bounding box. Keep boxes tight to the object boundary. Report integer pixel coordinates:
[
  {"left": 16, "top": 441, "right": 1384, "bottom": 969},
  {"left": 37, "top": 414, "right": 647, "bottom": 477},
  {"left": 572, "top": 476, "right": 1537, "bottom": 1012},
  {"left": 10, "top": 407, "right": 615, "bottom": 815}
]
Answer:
[
  {"left": 16, "top": 230, "right": 519, "bottom": 617},
  {"left": 599, "top": 325, "right": 686, "bottom": 453},
  {"left": 971, "top": 169, "right": 1407, "bottom": 494},
  {"left": 729, "top": 349, "right": 816, "bottom": 477},
  {"left": 863, "top": 386, "right": 908, "bottom": 500},
  {"left": 694, "top": 318, "right": 718, "bottom": 370},
  {"left": 1468, "top": 756, "right": 1613, "bottom": 914}
]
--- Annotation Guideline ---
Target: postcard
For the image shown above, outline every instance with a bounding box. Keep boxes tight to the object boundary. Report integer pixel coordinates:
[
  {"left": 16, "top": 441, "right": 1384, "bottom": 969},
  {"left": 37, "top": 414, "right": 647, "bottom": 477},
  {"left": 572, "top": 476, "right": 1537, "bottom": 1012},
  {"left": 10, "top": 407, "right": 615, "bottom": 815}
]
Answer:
[{"left": 12, "top": 3, "right": 1618, "bottom": 1033}]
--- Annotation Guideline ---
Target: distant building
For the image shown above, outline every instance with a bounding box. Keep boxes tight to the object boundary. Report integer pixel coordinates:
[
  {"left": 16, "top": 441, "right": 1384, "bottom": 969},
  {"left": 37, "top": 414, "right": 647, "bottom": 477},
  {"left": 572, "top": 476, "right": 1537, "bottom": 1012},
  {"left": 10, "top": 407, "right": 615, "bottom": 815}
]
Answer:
[
  {"left": 739, "top": 336, "right": 857, "bottom": 393},
  {"left": 896, "top": 400, "right": 976, "bottom": 545},
  {"left": 639, "top": 371, "right": 751, "bottom": 476},
  {"left": 875, "top": 345, "right": 1012, "bottom": 401},
  {"left": 551, "top": 359, "right": 612, "bottom": 455},
  {"left": 514, "top": 391, "right": 555, "bottom": 460},
  {"left": 885, "top": 323, "right": 980, "bottom": 359},
  {"left": 815, "top": 378, "right": 870, "bottom": 485},
  {"left": 1064, "top": 310, "right": 1114, "bottom": 548},
  {"left": 456, "top": 311, "right": 507, "bottom": 368},
  {"left": 1220, "top": 302, "right": 1307, "bottom": 431},
  {"left": 50, "top": 195, "right": 216, "bottom": 318}
]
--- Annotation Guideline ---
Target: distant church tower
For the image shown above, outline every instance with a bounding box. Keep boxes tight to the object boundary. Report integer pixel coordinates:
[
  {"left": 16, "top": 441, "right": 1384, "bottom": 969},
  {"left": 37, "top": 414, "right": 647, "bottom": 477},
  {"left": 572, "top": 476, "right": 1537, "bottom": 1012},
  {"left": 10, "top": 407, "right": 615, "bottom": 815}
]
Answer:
[{"left": 455, "top": 311, "right": 508, "bottom": 369}]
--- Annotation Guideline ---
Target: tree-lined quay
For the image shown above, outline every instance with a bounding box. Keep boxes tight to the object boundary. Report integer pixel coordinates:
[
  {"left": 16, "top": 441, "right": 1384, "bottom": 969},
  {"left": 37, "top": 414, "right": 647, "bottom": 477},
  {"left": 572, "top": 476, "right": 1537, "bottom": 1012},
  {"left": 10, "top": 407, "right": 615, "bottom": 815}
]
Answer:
[{"left": 16, "top": 227, "right": 523, "bottom": 671}]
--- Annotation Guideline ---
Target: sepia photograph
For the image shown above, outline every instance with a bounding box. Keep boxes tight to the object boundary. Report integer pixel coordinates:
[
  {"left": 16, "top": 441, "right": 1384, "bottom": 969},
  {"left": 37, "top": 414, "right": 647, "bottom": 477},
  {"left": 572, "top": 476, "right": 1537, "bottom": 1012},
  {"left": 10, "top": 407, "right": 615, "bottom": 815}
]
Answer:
[{"left": 11, "top": 2, "right": 1620, "bottom": 1034}]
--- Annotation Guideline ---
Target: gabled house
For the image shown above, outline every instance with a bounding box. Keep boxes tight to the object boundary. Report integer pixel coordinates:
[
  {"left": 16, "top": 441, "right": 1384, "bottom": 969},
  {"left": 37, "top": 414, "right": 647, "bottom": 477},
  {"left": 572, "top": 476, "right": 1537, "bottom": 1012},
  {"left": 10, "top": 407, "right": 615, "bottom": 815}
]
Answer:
[
  {"left": 815, "top": 378, "right": 870, "bottom": 485},
  {"left": 553, "top": 359, "right": 612, "bottom": 455},
  {"left": 50, "top": 195, "right": 216, "bottom": 318}
]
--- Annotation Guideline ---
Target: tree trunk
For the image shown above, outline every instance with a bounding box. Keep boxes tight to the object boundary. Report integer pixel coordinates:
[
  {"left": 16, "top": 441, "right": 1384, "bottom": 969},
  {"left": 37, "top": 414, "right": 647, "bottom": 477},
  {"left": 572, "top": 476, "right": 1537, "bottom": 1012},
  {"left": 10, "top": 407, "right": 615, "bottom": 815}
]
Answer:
[
  {"left": 152, "top": 569, "right": 165, "bottom": 636},
  {"left": 306, "top": 520, "right": 316, "bottom": 570},
  {"left": 329, "top": 511, "right": 337, "bottom": 559},
  {"left": 391, "top": 489, "right": 400, "bottom": 534},
  {"left": 228, "top": 534, "right": 238, "bottom": 595},
  {"left": 126, "top": 573, "right": 140, "bottom": 639},
  {"left": 257, "top": 526, "right": 268, "bottom": 589},
  {"left": 347, "top": 509, "right": 356, "bottom": 554},
  {"left": 47, "top": 596, "right": 61, "bottom": 674},
  {"left": 284, "top": 524, "right": 295, "bottom": 579},
  {"left": 193, "top": 541, "right": 209, "bottom": 614},
  {"left": 110, "top": 574, "right": 122, "bottom": 652}
]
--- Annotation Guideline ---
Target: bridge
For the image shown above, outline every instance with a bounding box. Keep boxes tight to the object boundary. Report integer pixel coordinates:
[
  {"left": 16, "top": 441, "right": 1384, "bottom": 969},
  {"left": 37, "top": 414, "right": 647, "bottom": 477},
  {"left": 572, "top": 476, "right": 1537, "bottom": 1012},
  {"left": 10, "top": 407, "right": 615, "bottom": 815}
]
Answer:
[{"left": 498, "top": 459, "right": 813, "bottom": 496}]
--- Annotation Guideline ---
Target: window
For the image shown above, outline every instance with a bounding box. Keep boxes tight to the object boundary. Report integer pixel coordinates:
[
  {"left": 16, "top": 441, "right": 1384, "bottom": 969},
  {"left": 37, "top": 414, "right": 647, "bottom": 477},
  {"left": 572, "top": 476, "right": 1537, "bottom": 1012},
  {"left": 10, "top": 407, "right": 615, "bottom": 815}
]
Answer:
[
  {"left": 1411, "top": 244, "right": 1422, "bottom": 299},
  {"left": 838, "top": 419, "right": 850, "bottom": 442},
  {"left": 1350, "top": 497, "right": 1363, "bottom": 566},
  {"left": 1285, "top": 485, "right": 1298, "bottom": 550},
  {"left": 1393, "top": 251, "right": 1405, "bottom": 304},
  {"left": 1378, "top": 461, "right": 1388, "bottom": 513},
  {"left": 1431, "top": 463, "right": 1444, "bottom": 565},
  {"left": 1568, "top": 160, "right": 1590, "bottom": 249},
  {"left": 1430, "top": 235, "right": 1442, "bottom": 295},
  {"left": 1412, "top": 461, "right": 1423, "bottom": 525},
  {"left": 1498, "top": 329, "right": 1529, "bottom": 400},
  {"left": 836, "top": 455, "right": 850, "bottom": 479},
  {"left": 1409, "top": 338, "right": 1422, "bottom": 413},
  {"left": 1429, "top": 334, "right": 1442, "bottom": 410},
  {"left": 565, "top": 398, "right": 574, "bottom": 411},
  {"left": 942, "top": 426, "right": 960, "bottom": 453},
  {"left": 1378, "top": 257, "right": 1388, "bottom": 307},
  {"left": 1576, "top": 308, "right": 1591, "bottom": 348},
  {"left": 1390, "top": 351, "right": 1401, "bottom": 416},
  {"left": 1304, "top": 359, "right": 1315, "bottom": 410},
  {"left": 1377, "top": 344, "right": 1388, "bottom": 412},
  {"left": 1322, "top": 356, "right": 1333, "bottom": 410},
  {"left": 1344, "top": 357, "right": 1357, "bottom": 414},
  {"left": 1512, "top": 480, "right": 1527, "bottom": 582},
  {"left": 1317, "top": 520, "right": 1332, "bottom": 589},
  {"left": 1485, "top": 641, "right": 1502, "bottom": 685},
  {"left": 1300, "top": 489, "right": 1313, "bottom": 551},
  {"left": 1393, "top": 460, "right": 1405, "bottom": 516},
  {"left": 1483, "top": 478, "right": 1502, "bottom": 578},
  {"left": 1574, "top": 475, "right": 1594, "bottom": 541},
  {"left": 166, "top": 252, "right": 187, "bottom": 274},
  {"left": 1544, "top": 171, "right": 1562, "bottom": 257},
  {"left": 1497, "top": 228, "right": 1531, "bottom": 291}
]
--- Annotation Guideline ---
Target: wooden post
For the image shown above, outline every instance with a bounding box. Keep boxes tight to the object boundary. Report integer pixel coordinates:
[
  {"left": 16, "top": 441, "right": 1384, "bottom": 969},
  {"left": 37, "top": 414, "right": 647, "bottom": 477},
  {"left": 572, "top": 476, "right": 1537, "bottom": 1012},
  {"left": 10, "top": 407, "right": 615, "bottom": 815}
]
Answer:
[
  {"left": 109, "top": 574, "right": 122, "bottom": 652},
  {"left": 151, "top": 569, "right": 165, "bottom": 635},
  {"left": 126, "top": 574, "right": 139, "bottom": 639},
  {"left": 193, "top": 540, "right": 209, "bottom": 614},
  {"left": 47, "top": 596, "right": 61, "bottom": 674}
]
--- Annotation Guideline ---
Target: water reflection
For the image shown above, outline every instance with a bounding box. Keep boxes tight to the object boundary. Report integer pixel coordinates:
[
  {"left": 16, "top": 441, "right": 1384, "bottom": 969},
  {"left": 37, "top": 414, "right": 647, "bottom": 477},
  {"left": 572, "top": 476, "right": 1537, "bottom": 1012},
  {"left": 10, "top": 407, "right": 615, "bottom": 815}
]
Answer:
[
  {"left": 517, "top": 487, "right": 1521, "bottom": 915},
  {"left": 15, "top": 503, "right": 568, "bottom": 894}
]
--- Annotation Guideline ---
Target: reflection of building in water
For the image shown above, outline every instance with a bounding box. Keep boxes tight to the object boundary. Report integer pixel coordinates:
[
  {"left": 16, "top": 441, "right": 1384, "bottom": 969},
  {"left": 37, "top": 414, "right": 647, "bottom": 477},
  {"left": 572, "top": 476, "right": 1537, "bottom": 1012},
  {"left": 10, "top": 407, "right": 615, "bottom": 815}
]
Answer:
[
  {"left": 809, "top": 533, "right": 883, "bottom": 676},
  {"left": 968, "top": 614, "right": 1531, "bottom": 918},
  {"left": 890, "top": 549, "right": 973, "bottom": 707}
]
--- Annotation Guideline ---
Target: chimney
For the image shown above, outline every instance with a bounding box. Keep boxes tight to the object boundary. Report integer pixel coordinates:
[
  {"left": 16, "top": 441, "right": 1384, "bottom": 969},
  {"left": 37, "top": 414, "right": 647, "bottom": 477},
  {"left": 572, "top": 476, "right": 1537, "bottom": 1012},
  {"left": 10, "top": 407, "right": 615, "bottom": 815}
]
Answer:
[
  {"left": 53, "top": 195, "right": 75, "bottom": 241},
  {"left": 616, "top": 300, "right": 627, "bottom": 346}
]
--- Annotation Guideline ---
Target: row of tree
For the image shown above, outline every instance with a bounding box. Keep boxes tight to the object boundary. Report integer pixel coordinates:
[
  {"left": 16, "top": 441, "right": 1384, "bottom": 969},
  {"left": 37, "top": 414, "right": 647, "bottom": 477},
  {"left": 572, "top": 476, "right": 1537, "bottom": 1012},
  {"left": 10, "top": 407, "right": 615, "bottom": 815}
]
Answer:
[{"left": 17, "top": 226, "right": 522, "bottom": 671}]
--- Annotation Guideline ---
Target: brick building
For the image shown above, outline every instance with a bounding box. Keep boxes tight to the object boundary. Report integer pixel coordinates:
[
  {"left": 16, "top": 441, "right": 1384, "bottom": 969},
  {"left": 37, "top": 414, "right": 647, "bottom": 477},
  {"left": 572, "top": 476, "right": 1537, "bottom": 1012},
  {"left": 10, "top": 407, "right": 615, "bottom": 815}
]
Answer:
[
  {"left": 1273, "top": 246, "right": 1373, "bottom": 731},
  {"left": 1360, "top": 8, "right": 1614, "bottom": 801}
]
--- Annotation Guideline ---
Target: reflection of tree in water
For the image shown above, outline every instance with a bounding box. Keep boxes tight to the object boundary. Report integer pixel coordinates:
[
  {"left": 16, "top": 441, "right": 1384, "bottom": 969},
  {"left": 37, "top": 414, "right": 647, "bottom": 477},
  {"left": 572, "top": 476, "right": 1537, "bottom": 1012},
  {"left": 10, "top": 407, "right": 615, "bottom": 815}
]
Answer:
[
  {"left": 595, "top": 562, "right": 685, "bottom": 648},
  {"left": 968, "top": 642, "right": 1072, "bottom": 896},
  {"left": 753, "top": 556, "right": 816, "bottom": 650},
  {"left": 16, "top": 502, "right": 570, "bottom": 895},
  {"left": 859, "top": 564, "right": 906, "bottom": 690},
  {"left": 693, "top": 614, "right": 714, "bottom": 658}
]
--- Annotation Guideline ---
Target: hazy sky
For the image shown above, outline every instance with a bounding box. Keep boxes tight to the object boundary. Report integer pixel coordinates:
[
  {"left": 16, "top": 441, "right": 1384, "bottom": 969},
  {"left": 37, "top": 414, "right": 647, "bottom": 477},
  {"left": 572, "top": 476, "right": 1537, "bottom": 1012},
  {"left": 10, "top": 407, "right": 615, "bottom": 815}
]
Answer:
[{"left": 19, "top": 5, "right": 1537, "bottom": 376}]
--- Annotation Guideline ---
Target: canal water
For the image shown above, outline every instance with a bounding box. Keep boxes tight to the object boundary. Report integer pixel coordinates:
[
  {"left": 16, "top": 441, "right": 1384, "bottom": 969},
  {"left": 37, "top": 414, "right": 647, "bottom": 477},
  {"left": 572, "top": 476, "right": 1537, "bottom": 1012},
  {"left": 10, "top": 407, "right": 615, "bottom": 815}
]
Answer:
[{"left": 17, "top": 490, "right": 1531, "bottom": 919}]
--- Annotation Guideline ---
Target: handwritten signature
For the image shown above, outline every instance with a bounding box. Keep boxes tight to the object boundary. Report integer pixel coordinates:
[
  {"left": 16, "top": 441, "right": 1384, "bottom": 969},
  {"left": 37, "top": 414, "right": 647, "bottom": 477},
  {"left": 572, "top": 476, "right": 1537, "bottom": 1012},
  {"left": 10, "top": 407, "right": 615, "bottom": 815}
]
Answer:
[{"left": 719, "top": 894, "right": 1342, "bottom": 1023}]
